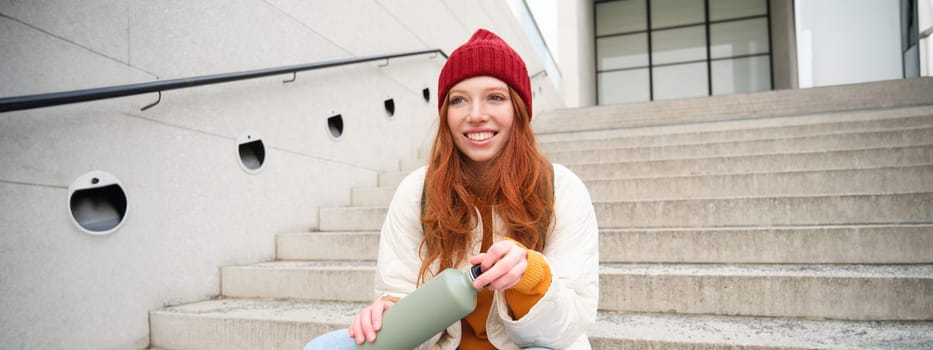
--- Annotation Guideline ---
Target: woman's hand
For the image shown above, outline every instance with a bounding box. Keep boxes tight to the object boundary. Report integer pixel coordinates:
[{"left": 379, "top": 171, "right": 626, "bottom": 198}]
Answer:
[
  {"left": 348, "top": 296, "right": 398, "bottom": 344},
  {"left": 469, "top": 240, "right": 528, "bottom": 291}
]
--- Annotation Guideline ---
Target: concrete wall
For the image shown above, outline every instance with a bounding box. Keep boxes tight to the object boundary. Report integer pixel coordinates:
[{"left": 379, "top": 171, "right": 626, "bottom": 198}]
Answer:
[
  {"left": 0, "top": 1, "right": 561, "bottom": 349},
  {"left": 769, "top": 0, "right": 797, "bottom": 90},
  {"left": 558, "top": 0, "right": 597, "bottom": 107},
  {"left": 921, "top": 0, "right": 933, "bottom": 76},
  {"left": 795, "top": 0, "right": 903, "bottom": 88}
]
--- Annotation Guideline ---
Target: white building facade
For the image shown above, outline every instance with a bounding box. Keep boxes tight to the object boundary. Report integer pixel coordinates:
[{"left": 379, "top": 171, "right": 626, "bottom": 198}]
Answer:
[{"left": 552, "top": 0, "right": 930, "bottom": 107}]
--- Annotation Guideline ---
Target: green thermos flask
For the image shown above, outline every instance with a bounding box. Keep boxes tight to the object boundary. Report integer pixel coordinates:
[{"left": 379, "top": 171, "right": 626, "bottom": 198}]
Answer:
[{"left": 357, "top": 264, "right": 483, "bottom": 349}]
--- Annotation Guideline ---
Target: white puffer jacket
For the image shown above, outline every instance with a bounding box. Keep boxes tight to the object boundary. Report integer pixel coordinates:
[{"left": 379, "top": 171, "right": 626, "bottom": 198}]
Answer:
[{"left": 374, "top": 164, "right": 600, "bottom": 349}]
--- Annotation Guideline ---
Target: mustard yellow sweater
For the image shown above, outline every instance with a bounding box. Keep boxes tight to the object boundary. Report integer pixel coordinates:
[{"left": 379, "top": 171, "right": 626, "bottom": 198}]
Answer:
[{"left": 459, "top": 210, "right": 552, "bottom": 350}]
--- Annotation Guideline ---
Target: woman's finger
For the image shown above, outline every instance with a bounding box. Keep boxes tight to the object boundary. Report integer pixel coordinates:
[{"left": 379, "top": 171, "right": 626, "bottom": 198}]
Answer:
[
  {"left": 472, "top": 241, "right": 527, "bottom": 290},
  {"left": 360, "top": 305, "right": 377, "bottom": 343},
  {"left": 371, "top": 299, "right": 395, "bottom": 331},
  {"left": 488, "top": 256, "right": 527, "bottom": 290},
  {"left": 350, "top": 309, "right": 366, "bottom": 344},
  {"left": 468, "top": 253, "right": 486, "bottom": 266},
  {"left": 481, "top": 241, "right": 513, "bottom": 270},
  {"left": 484, "top": 246, "right": 524, "bottom": 290}
]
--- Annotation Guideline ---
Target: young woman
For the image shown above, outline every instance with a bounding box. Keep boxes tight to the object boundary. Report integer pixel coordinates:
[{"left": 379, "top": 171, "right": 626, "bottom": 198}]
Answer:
[{"left": 305, "top": 29, "right": 598, "bottom": 350}]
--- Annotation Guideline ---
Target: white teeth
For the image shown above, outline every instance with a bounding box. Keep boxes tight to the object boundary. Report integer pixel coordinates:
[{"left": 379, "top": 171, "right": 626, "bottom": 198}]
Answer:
[{"left": 466, "top": 132, "right": 494, "bottom": 141}]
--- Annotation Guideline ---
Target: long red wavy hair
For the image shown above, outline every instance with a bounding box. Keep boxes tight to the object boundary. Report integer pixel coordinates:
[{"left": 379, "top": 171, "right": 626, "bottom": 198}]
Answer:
[{"left": 418, "top": 88, "right": 553, "bottom": 283}]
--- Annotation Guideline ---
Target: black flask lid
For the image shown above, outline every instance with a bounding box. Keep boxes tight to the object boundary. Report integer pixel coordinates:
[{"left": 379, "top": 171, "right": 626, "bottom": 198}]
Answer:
[{"left": 469, "top": 264, "right": 484, "bottom": 281}]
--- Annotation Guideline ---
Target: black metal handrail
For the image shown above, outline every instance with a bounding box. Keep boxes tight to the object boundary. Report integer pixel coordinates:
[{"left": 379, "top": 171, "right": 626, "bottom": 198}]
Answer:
[{"left": 0, "top": 49, "right": 447, "bottom": 113}]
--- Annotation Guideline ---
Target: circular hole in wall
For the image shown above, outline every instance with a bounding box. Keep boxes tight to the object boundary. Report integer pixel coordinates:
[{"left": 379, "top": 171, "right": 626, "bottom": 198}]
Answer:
[
  {"left": 237, "top": 132, "right": 265, "bottom": 174},
  {"left": 422, "top": 88, "right": 431, "bottom": 103},
  {"left": 328, "top": 114, "right": 344, "bottom": 139},
  {"left": 68, "top": 171, "right": 128, "bottom": 235},
  {"left": 384, "top": 98, "right": 395, "bottom": 118}
]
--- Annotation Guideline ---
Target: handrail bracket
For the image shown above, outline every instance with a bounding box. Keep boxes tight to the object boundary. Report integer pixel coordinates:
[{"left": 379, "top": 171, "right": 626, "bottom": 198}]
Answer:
[
  {"left": 283, "top": 72, "right": 297, "bottom": 84},
  {"left": 140, "top": 91, "right": 162, "bottom": 111}
]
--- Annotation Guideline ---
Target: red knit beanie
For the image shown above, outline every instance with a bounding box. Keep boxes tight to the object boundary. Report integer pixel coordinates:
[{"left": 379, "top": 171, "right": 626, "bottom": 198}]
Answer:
[{"left": 437, "top": 29, "right": 532, "bottom": 118}]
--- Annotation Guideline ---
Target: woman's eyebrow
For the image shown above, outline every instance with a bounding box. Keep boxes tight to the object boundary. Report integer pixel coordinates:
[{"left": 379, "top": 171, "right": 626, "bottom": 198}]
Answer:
[
  {"left": 447, "top": 87, "right": 467, "bottom": 95},
  {"left": 448, "top": 85, "right": 508, "bottom": 95},
  {"left": 478, "top": 86, "right": 509, "bottom": 95}
]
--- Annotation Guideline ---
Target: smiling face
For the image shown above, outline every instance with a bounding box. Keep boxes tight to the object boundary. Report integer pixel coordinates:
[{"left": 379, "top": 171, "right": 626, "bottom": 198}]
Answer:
[{"left": 445, "top": 76, "right": 516, "bottom": 172}]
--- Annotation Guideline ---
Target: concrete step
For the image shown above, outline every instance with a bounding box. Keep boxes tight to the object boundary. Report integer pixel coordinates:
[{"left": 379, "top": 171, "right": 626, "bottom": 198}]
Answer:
[
  {"left": 382, "top": 145, "right": 933, "bottom": 188},
  {"left": 532, "top": 78, "right": 933, "bottom": 134},
  {"left": 277, "top": 231, "right": 379, "bottom": 261},
  {"left": 600, "top": 224, "right": 933, "bottom": 264},
  {"left": 545, "top": 127, "right": 933, "bottom": 164},
  {"left": 319, "top": 206, "right": 387, "bottom": 232},
  {"left": 585, "top": 164, "right": 933, "bottom": 201},
  {"left": 566, "top": 144, "right": 933, "bottom": 180},
  {"left": 218, "top": 261, "right": 933, "bottom": 320},
  {"left": 377, "top": 169, "right": 411, "bottom": 188},
  {"left": 595, "top": 192, "right": 933, "bottom": 229},
  {"left": 357, "top": 165, "right": 933, "bottom": 206},
  {"left": 599, "top": 263, "right": 933, "bottom": 320},
  {"left": 590, "top": 311, "right": 933, "bottom": 349},
  {"left": 149, "top": 298, "right": 362, "bottom": 350},
  {"left": 351, "top": 186, "right": 397, "bottom": 207},
  {"left": 278, "top": 224, "right": 933, "bottom": 264},
  {"left": 399, "top": 157, "right": 426, "bottom": 172},
  {"left": 221, "top": 261, "right": 374, "bottom": 302},
  {"left": 321, "top": 192, "right": 933, "bottom": 231},
  {"left": 407, "top": 105, "right": 933, "bottom": 167},
  {"left": 277, "top": 232, "right": 379, "bottom": 261},
  {"left": 150, "top": 298, "right": 933, "bottom": 350},
  {"left": 406, "top": 121, "right": 933, "bottom": 176},
  {"left": 536, "top": 105, "right": 933, "bottom": 147}
]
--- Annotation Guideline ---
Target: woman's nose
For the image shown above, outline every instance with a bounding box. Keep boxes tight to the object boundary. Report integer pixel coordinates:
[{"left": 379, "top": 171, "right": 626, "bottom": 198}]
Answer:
[{"left": 467, "top": 102, "right": 488, "bottom": 122}]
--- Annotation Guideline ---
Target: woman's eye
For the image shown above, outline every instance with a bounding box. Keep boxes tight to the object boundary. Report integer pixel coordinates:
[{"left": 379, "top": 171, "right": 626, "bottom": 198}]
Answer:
[
  {"left": 489, "top": 94, "right": 506, "bottom": 101},
  {"left": 450, "top": 96, "right": 466, "bottom": 104}
]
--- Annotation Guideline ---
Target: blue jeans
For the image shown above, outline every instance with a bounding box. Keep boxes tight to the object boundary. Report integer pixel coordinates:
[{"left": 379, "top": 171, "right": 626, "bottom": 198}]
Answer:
[{"left": 304, "top": 329, "right": 553, "bottom": 349}]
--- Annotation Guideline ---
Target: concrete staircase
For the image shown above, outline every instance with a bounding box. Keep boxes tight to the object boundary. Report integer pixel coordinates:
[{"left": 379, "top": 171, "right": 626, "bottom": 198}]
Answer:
[{"left": 149, "top": 78, "right": 933, "bottom": 349}]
